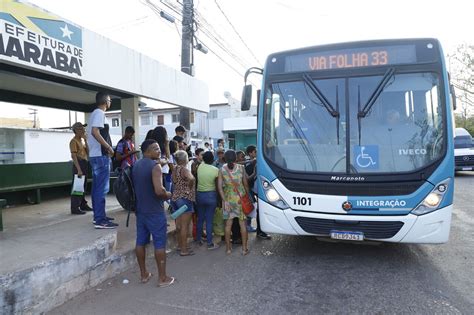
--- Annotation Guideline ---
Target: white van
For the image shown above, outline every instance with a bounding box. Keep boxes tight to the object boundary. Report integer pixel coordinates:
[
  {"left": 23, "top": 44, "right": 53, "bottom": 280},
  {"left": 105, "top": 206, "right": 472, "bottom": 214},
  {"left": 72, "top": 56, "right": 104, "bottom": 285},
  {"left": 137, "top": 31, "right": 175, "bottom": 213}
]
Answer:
[{"left": 454, "top": 128, "right": 474, "bottom": 171}]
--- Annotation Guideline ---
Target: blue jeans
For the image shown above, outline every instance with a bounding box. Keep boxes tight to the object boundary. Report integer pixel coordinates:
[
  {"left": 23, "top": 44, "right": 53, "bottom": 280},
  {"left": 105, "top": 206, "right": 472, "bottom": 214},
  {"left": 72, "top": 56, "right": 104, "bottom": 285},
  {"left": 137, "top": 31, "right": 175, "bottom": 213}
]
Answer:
[
  {"left": 196, "top": 191, "right": 217, "bottom": 245},
  {"left": 89, "top": 155, "right": 110, "bottom": 224}
]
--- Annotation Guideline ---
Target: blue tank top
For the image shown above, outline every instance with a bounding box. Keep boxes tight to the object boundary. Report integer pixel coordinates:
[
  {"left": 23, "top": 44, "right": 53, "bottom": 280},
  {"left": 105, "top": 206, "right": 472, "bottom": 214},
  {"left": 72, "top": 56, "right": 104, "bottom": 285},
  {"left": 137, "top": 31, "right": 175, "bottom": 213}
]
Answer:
[{"left": 132, "top": 158, "right": 164, "bottom": 214}]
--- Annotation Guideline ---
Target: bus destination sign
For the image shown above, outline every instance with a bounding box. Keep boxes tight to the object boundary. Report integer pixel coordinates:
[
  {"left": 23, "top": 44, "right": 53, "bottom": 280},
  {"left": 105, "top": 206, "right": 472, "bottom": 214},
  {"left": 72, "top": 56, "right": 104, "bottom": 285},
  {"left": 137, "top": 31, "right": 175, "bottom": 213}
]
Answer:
[{"left": 284, "top": 45, "right": 417, "bottom": 72}]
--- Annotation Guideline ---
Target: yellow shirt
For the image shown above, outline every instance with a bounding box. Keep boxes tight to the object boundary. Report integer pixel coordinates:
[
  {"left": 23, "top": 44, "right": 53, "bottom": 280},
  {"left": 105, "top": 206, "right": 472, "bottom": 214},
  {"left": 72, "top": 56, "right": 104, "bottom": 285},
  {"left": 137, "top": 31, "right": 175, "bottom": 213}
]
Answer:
[{"left": 69, "top": 137, "right": 88, "bottom": 161}]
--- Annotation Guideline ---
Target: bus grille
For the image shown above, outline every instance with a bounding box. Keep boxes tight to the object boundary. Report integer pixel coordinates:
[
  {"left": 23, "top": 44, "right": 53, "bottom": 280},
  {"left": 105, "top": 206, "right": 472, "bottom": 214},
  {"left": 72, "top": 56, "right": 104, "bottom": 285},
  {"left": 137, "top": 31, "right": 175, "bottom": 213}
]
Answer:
[
  {"left": 294, "top": 217, "right": 404, "bottom": 239},
  {"left": 280, "top": 179, "right": 423, "bottom": 196}
]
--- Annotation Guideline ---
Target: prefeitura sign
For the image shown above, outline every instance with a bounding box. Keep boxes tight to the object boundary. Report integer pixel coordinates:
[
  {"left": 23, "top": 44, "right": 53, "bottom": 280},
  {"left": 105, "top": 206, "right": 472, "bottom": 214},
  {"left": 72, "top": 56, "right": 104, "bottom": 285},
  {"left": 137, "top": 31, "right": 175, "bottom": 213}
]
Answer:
[{"left": 0, "top": 0, "right": 84, "bottom": 77}]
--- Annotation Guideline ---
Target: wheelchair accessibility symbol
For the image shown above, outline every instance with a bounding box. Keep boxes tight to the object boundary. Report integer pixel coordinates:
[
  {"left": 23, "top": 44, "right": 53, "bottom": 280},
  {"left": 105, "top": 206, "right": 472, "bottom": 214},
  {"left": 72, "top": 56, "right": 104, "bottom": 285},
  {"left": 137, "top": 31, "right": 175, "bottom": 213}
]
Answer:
[{"left": 354, "top": 145, "right": 379, "bottom": 170}]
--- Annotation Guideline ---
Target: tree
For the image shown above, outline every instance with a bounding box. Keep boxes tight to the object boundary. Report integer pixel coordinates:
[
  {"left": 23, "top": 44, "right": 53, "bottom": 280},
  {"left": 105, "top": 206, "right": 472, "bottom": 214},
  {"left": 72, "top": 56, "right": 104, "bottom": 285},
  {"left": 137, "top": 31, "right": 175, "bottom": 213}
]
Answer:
[
  {"left": 454, "top": 114, "right": 474, "bottom": 136},
  {"left": 449, "top": 44, "right": 474, "bottom": 126}
]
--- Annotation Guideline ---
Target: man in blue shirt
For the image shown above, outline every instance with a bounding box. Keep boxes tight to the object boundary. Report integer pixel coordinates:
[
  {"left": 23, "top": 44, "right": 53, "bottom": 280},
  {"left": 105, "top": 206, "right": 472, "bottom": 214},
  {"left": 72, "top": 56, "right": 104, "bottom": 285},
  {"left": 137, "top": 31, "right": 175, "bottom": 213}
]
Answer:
[{"left": 132, "top": 139, "right": 175, "bottom": 287}]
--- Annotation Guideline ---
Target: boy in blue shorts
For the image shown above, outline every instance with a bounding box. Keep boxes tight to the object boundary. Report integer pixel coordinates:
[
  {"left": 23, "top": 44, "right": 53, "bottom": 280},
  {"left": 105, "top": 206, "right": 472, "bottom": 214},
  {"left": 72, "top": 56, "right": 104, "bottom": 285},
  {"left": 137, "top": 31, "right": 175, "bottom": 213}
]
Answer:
[{"left": 132, "top": 139, "right": 175, "bottom": 287}]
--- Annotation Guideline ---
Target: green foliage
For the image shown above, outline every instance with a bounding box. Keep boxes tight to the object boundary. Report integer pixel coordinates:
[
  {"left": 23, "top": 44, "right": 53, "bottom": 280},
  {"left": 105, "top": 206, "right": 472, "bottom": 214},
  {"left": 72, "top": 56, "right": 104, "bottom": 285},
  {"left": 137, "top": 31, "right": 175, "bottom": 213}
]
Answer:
[{"left": 454, "top": 113, "right": 474, "bottom": 135}]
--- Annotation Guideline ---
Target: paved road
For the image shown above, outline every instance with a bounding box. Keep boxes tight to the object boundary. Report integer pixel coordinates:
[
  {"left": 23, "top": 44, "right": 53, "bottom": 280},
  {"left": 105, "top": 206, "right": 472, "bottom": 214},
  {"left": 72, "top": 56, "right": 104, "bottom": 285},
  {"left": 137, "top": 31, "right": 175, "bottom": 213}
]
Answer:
[{"left": 50, "top": 172, "right": 474, "bottom": 314}]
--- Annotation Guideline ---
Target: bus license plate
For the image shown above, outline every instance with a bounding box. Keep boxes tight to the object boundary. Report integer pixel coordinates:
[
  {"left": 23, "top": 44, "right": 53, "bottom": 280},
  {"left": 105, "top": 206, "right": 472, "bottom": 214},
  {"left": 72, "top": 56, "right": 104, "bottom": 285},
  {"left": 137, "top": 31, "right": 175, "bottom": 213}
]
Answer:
[{"left": 330, "top": 231, "right": 364, "bottom": 241}]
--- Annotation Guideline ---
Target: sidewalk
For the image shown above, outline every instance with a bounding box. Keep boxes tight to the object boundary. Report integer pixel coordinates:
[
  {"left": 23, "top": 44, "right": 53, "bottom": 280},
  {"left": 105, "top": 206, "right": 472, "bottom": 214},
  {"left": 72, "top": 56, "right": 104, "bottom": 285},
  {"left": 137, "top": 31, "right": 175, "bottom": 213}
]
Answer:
[{"left": 0, "top": 195, "right": 176, "bottom": 315}]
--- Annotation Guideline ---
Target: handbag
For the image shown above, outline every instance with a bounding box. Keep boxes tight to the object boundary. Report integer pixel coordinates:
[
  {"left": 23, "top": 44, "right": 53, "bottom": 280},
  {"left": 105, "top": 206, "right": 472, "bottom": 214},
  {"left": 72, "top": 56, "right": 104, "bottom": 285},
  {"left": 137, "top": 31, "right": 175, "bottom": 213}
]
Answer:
[{"left": 224, "top": 165, "right": 254, "bottom": 216}]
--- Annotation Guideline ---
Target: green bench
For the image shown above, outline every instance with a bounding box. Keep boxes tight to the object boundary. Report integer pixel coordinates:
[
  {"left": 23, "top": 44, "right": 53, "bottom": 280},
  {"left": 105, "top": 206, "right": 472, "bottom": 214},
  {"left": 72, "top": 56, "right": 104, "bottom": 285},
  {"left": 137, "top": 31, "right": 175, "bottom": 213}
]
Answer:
[{"left": 0, "top": 162, "right": 73, "bottom": 204}]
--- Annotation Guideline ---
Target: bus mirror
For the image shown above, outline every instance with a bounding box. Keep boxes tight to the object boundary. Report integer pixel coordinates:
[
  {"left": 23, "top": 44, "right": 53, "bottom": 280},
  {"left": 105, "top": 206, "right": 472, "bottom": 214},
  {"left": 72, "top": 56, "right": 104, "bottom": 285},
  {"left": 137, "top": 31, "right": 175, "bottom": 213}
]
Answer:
[
  {"left": 241, "top": 85, "right": 252, "bottom": 111},
  {"left": 450, "top": 84, "right": 457, "bottom": 110}
]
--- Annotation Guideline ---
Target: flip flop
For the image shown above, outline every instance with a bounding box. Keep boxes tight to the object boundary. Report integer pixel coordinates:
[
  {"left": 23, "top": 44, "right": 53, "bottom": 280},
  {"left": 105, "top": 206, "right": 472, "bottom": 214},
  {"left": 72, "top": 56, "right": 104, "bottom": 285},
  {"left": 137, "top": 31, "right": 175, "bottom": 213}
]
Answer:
[
  {"left": 158, "top": 276, "right": 176, "bottom": 288},
  {"left": 179, "top": 251, "right": 195, "bottom": 257},
  {"left": 141, "top": 272, "right": 152, "bottom": 283},
  {"left": 226, "top": 249, "right": 232, "bottom": 255},
  {"left": 242, "top": 249, "right": 250, "bottom": 256}
]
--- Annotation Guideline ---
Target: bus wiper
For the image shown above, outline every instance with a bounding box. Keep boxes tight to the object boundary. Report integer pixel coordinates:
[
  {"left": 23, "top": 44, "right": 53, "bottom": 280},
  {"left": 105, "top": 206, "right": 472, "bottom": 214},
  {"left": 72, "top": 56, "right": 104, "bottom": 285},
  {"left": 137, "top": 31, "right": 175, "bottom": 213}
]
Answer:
[
  {"left": 357, "top": 67, "right": 395, "bottom": 145},
  {"left": 358, "top": 68, "right": 395, "bottom": 118},
  {"left": 302, "top": 73, "right": 340, "bottom": 144},
  {"left": 302, "top": 73, "right": 340, "bottom": 118}
]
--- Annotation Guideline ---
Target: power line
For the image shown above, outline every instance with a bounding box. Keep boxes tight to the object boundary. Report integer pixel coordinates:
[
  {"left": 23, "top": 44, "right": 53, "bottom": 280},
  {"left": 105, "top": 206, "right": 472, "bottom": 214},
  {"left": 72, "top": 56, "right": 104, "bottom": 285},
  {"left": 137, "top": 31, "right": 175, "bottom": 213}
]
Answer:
[{"left": 213, "top": 0, "right": 261, "bottom": 65}]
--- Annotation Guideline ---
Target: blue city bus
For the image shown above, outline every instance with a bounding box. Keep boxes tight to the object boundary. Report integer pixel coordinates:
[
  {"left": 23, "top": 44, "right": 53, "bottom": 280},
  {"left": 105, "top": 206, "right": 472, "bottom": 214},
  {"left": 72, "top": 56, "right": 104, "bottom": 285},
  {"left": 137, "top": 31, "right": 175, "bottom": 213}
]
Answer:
[{"left": 241, "top": 39, "right": 456, "bottom": 243}]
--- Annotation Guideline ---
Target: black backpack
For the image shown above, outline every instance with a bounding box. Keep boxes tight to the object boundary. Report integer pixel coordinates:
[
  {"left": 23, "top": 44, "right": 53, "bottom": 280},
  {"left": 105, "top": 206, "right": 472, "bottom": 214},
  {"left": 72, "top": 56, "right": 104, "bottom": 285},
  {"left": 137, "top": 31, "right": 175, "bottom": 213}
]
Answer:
[
  {"left": 113, "top": 165, "right": 136, "bottom": 227},
  {"left": 111, "top": 139, "right": 124, "bottom": 172}
]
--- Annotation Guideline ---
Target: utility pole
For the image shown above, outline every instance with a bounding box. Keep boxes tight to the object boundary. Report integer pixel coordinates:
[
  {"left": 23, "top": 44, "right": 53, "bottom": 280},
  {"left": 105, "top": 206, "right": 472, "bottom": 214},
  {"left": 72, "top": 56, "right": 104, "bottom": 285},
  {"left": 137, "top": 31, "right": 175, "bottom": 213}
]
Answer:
[
  {"left": 28, "top": 108, "right": 38, "bottom": 128},
  {"left": 180, "top": 0, "right": 193, "bottom": 131}
]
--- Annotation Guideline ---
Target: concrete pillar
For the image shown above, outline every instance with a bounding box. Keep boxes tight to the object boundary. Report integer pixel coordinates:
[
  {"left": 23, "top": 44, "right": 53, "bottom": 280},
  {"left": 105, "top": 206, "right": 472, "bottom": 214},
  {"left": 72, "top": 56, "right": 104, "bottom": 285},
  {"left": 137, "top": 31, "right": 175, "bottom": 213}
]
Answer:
[{"left": 120, "top": 97, "right": 140, "bottom": 144}]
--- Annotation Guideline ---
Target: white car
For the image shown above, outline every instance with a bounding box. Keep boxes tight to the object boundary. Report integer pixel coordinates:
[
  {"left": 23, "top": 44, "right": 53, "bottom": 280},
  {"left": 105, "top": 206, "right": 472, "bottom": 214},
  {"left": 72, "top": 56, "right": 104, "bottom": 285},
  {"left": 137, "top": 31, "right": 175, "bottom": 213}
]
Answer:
[{"left": 454, "top": 128, "right": 474, "bottom": 171}]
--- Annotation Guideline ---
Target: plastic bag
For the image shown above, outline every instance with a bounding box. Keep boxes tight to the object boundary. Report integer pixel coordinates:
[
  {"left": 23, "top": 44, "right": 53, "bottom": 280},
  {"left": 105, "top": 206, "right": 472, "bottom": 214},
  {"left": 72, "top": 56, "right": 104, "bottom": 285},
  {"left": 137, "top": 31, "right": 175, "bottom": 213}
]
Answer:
[{"left": 71, "top": 175, "right": 85, "bottom": 196}]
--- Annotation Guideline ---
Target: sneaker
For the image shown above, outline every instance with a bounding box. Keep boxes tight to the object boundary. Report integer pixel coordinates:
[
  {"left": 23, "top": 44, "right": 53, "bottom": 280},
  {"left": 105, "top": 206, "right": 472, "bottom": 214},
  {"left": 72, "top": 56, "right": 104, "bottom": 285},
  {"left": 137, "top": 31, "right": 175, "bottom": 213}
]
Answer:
[
  {"left": 92, "top": 217, "right": 117, "bottom": 225},
  {"left": 257, "top": 232, "right": 271, "bottom": 240},
  {"left": 80, "top": 204, "right": 93, "bottom": 211},
  {"left": 94, "top": 221, "right": 117, "bottom": 229},
  {"left": 246, "top": 226, "right": 257, "bottom": 233},
  {"left": 207, "top": 243, "right": 220, "bottom": 250}
]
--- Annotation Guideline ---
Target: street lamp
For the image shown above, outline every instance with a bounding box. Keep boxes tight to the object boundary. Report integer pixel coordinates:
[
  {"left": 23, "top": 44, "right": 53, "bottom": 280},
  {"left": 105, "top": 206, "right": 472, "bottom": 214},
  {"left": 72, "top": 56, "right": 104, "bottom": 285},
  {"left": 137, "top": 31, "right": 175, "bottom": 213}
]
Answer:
[
  {"left": 194, "top": 43, "right": 208, "bottom": 54},
  {"left": 159, "top": 10, "right": 175, "bottom": 23}
]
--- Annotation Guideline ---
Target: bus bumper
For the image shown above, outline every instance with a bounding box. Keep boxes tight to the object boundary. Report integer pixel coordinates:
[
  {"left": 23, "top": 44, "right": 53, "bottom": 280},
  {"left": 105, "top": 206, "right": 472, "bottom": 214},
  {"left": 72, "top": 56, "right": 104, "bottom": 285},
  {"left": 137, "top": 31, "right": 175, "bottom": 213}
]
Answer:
[{"left": 259, "top": 200, "right": 452, "bottom": 244}]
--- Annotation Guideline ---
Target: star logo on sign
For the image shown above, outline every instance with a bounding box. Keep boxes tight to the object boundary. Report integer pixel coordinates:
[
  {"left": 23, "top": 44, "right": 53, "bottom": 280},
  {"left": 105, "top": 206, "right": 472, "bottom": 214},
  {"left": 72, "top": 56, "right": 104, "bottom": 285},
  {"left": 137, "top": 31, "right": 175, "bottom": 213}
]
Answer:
[{"left": 60, "top": 24, "right": 73, "bottom": 40}]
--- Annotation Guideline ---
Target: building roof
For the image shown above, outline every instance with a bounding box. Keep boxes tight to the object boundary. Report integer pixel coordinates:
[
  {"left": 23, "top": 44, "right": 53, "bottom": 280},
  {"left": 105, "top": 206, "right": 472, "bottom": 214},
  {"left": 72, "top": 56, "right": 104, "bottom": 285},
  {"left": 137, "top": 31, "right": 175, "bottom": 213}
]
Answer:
[{"left": 0, "top": 0, "right": 208, "bottom": 112}]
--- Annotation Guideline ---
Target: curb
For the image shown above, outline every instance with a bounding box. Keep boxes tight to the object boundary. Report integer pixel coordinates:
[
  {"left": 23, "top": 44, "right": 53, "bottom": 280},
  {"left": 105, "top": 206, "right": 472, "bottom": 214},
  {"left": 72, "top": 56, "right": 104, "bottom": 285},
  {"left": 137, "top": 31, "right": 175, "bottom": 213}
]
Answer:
[{"left": 0, "top": 223, "right": 177, "bottom": 315}]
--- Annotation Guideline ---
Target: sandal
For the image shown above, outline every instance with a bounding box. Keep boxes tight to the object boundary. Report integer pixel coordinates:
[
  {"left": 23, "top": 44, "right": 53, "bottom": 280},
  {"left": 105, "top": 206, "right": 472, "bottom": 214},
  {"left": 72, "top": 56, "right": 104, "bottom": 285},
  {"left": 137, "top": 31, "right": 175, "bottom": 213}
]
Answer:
[
  {"left": 226, "top": 249, "right": 232, "bottom": 255},
  {"left": 158, "top": 276, "right": 176, "bottom": 288},
  {"left": 242, "top": 249, "right": 250, "bottom": 256},
  {"left": 179, "top": 250, "right": 195, "bottom": 257},
  {"left": 141, "top": 272, "right": 152, "bottom": 283}
]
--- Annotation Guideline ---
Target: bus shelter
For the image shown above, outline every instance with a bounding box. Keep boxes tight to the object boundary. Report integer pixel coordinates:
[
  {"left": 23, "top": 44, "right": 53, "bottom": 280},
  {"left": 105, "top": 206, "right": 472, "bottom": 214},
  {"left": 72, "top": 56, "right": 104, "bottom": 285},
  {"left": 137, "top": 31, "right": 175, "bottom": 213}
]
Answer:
[{"left": 0, "top": 0, "right": 208, "bottom": 204}]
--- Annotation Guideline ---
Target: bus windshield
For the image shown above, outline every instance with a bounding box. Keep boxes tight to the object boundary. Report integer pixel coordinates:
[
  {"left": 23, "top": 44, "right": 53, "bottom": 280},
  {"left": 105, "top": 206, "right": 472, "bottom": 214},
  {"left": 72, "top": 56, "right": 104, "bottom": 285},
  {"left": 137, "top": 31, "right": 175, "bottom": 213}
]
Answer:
[
  {"left": 263, "top": 72, "right": 444, "bottom": 174},
  {"left": 454, "top": 136, "right": 473, "bottom": 149}
]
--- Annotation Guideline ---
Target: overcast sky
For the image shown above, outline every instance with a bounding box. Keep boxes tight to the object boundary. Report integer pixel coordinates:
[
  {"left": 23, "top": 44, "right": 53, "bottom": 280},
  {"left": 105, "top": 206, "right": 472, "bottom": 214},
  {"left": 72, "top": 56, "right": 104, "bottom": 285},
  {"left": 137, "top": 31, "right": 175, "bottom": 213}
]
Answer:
[{"left": 3, "top": 0, "right": 472, "bottom": 127}]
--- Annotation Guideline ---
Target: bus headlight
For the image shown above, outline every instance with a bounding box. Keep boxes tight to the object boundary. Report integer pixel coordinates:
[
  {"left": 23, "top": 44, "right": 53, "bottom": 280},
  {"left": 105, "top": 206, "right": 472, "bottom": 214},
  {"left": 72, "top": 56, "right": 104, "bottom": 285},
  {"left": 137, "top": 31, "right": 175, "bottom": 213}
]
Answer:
[
  {"left": 260, "top": 176, "right": 289, "bottom": 210},
  {"left": 411, "top": 179, "right": 450, "bottom": 216}
]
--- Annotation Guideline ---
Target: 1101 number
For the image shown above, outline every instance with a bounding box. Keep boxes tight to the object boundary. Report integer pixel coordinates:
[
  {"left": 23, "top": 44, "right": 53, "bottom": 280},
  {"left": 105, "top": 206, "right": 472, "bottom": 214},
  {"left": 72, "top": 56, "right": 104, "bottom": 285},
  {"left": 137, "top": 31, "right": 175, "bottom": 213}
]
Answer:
[{"left": 293, "top": 196, "right": 312, "bottom": 206}]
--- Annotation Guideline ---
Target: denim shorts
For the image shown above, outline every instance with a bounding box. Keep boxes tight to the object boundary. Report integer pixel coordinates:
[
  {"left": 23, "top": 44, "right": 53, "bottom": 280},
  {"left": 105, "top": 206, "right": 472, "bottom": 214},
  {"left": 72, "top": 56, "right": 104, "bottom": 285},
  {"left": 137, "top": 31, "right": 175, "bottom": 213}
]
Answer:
[
  {"left": 171, "top": 198, "right": 194, "bottom": 214},
  {"left": 136, "top": 211, "right": 167, "bottom": 249}
]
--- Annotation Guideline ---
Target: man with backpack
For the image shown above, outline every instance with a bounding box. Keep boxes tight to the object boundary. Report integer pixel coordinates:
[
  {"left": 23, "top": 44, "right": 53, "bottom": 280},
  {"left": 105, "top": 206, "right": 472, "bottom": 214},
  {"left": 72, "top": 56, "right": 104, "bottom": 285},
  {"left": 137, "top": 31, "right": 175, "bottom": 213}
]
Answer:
[
  {"left": 132, "top": 139, "right": 175, "bottom": 287},
  {"left": 114, "top": 126, "right": 139, "bottom": 171}
]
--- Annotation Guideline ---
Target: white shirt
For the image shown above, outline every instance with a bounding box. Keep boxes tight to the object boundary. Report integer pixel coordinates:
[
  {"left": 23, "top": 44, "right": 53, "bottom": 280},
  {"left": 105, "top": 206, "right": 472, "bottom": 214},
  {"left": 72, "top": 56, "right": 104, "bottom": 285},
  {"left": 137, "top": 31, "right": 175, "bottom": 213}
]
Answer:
[{"left": 87, "top": 108, "right": 108, "bottom": 157}]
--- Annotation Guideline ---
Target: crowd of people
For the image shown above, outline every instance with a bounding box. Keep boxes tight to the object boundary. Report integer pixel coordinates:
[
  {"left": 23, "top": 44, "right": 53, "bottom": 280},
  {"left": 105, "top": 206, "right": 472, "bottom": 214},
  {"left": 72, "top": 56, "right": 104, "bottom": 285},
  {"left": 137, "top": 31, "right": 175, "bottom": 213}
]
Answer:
[{"left": 69, "top": 92, "right": 271, "bottom": 287}]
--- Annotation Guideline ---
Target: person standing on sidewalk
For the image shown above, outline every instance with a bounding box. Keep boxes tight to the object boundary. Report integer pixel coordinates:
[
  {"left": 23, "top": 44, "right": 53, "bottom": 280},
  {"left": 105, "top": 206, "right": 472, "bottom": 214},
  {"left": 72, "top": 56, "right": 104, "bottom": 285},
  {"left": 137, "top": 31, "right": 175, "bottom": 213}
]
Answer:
[
  {"left": 171, "top": 150, "right": 196, "bottom": 257},
  {"left": 69, "top": 122, "right": 92, "bottom": 215},
  {"left": 87, "top": 92, "right": 116, "bottom": 229},
  {"left": 245, "top": 145, "right": 271, "bottom": 239},
  {"left": 115, "top": 126, "right": 139, "bottom": 170},
  {"left": 196, "top": 151, "right": 220, "bottom": 250},
  {"left": 218, "top": 150, "right": 250, "bottom": 255},
  {"left": 132, "top": 139, "right": 175, "bottom": 287}
]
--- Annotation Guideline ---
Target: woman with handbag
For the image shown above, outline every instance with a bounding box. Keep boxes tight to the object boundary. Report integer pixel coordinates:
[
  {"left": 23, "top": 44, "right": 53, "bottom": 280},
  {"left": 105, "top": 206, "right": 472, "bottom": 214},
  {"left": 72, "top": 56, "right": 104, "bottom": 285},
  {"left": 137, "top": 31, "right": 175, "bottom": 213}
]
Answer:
[{"left": 217, "top": 150, "right": 252, "bottom": 255}]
